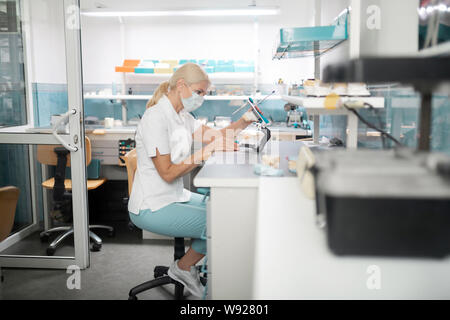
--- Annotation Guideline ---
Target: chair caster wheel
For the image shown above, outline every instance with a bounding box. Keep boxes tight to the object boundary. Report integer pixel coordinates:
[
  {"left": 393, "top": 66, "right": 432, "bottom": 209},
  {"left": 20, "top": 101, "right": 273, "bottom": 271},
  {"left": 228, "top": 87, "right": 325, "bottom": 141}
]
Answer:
[
  {"left": 46, "top": 247, "right": 56, "bottom": 256},
  {"left": 128, "top": 295, "right": 138, "bottom": 300},
  {"left": 107, "top": 229, "right": 115, "bottom": 238},
  {"left": 40, "top": 234, "right": 50, "bottom": 242},
  {"left": 154, "top": 266, "right": 168, "bottom": 278},
  {"left": 91, "top": 243, "right": 102, "bottom": 252}
]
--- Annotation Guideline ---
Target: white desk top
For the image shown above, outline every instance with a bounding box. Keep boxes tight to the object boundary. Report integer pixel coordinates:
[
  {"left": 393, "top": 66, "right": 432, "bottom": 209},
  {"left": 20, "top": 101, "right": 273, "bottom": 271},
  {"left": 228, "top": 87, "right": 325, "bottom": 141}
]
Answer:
[
  {"left": 194, "top": 141, "right": 302, "bottom": 188},
  {"left": 24, "top": 124, "right": 309, "bottom": 136},
  {"left": 252, "top": 178, "right": 450, "bottom": 299}
]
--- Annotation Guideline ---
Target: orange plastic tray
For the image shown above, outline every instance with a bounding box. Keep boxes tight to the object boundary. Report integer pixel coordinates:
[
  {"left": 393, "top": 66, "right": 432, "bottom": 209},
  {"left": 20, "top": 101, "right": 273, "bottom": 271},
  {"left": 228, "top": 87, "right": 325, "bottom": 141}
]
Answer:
[{"left": 115, "top": 59, "right": 141, "bottom": 73}]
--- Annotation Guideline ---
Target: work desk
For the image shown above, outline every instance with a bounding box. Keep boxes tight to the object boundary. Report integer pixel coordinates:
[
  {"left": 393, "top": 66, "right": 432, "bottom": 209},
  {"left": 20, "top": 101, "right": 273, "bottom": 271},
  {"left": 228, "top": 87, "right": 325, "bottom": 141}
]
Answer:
[
  {"left": 194, "top": 140, "right": 303, "bottom": 299},
  {"left": 195, "top": 141, "right": 298, "bottom": 186},
  {"left": 252, "top": 178, "right": 450, "bottom": 299},
  {"left": 27, "top": 123, "right": 309, "bottom": 170}
]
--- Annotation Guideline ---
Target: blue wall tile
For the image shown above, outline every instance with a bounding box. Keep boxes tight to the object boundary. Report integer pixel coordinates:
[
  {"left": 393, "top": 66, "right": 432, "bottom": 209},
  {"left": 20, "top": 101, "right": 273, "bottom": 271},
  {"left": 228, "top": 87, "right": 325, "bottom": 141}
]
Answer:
[{"left": 32, "top": 83, "right": 450, "bottom": 155}]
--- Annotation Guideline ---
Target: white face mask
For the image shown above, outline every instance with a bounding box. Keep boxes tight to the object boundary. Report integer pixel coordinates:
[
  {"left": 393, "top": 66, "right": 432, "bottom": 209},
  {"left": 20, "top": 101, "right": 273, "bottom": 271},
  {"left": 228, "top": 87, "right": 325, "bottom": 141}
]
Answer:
[{"left": 181, "top": 87, "right": 204, "bottom": 112}]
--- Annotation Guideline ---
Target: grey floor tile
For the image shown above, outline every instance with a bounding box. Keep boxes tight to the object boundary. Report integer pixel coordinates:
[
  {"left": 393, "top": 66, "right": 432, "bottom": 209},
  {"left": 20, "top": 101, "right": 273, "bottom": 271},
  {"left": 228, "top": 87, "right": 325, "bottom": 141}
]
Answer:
[{"left": 0, "top": 222, "right": 205, "bottom": 300}]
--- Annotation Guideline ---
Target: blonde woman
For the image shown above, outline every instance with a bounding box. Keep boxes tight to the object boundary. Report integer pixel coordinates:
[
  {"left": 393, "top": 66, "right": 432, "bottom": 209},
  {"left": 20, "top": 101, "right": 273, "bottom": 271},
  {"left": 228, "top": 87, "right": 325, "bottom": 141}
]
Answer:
[{"left": 128, "top": 63, "right": 257, "bottom": 297}]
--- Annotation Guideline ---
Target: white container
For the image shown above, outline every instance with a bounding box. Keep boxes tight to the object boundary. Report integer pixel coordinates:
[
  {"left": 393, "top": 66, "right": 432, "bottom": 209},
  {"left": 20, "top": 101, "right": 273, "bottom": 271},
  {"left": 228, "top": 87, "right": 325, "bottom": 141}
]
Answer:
[
  {"left": 104, "top": 117, "right": 115, "bottom": 128},
  {"left": 214, "top": 116, "right": 231, "bottom": 128},
  {"left": 276, "top": 83, "right": 288, "bottom": 95}
]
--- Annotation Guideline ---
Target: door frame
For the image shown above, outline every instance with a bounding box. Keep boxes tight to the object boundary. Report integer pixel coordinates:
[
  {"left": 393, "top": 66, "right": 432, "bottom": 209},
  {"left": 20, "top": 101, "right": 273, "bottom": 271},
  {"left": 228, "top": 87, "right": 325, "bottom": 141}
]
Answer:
[{"left": 0, "top": 0, "right": 90, "bottom": 270}]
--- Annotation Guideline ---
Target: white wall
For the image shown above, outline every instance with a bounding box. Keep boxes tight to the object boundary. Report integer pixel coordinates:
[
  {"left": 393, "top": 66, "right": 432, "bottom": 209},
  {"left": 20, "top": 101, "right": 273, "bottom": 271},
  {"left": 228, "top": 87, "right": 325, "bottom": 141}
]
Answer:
[
  {"left": 257, "top": 0, "right": 315, "bottom": 84},
  {"left": 26, "top": 0, "right": 316, "bottom": 86},
  {"left": 319, "top": 0, "right": 419, "bottom": 77},
  {"left": 25, "top": 0, "right": 67, "bottom": 84},
  {"left": 358, "top": 0, "right": 418, "bottom": 57},
  {"left": 319, "top": 0, "right": 351, "bottom": 77}
]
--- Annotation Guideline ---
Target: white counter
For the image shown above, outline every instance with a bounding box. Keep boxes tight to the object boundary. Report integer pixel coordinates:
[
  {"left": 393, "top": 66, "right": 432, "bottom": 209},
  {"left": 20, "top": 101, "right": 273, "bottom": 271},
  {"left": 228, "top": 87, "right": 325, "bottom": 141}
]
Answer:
[
  {"left": 194, "top": 141, "right": 303, "bottom": 299},
  {"left": 252, "top": 178, "right": 450, "bottom": 299},
  {"left": 194, "top": 141, "right": 298, "bottom": 188}
]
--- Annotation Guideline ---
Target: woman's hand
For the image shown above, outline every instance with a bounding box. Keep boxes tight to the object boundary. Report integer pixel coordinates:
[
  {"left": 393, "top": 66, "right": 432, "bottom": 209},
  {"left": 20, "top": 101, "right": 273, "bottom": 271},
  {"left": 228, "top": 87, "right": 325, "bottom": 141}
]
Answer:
[
  {"left": 241, "top": 108, "right": 258, "bottom": 123},
  {"left": 212, "top": 135, "right": 239, "bottom": 152},
  {"left": 204, "top": 135, "right": 238, "bottom": 154}
]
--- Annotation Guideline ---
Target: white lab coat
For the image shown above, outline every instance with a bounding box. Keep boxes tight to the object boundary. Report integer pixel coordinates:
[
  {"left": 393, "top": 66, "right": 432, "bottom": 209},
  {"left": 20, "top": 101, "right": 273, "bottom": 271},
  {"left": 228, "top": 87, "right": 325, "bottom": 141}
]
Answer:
[{"left": 128, "top": 95, "right": 202, "bottom": 213}]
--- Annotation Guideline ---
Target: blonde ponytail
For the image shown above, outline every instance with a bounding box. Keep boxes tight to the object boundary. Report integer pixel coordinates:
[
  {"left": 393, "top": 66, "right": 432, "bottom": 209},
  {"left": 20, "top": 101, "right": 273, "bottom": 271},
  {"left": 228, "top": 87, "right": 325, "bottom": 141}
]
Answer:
[
  {"left": 146, "top": 63, "right": 210, "bottom": 108},
  {"left": 146, "top": 81, "right": 169, "bottom": 108}
]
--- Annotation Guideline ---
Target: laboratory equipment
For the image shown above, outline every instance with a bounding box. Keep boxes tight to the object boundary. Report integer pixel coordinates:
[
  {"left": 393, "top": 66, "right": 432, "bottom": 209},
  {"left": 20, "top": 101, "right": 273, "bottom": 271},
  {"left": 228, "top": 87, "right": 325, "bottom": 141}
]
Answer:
[
  {"left": 231, "top": 90, "right": 276, "bottom": 116},
  {"left": 309, "top": 56, "right": 450, "bottom": 258},
  {"left": 322, "top": 57, "right": 450, "bottom": 151},
  {"left": 241, "top": 98, "right": 271, "bottom": 153},
  {"left": 118, "top": 139, "right": 136, "bottom": 166},
  {"left": 288, "top": 84, "right": 301, "bottom": 96},
  {"left": 311, "top": 148, "right": 450, "bottom": 258},
  {"left": 284, "top": 103, "right": 303, "bottom": 128}
]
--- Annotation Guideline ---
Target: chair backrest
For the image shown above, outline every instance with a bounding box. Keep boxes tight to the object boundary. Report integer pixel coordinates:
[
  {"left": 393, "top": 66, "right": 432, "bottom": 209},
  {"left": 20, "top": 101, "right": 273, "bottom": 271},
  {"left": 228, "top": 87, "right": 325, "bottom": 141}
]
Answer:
[
  {"left": 36, "top": 137, "right": 92, "bottom": 166},
  {"left": 123, "top": 149, "right": 137, "bottom": 196},
  {"left": 0, "top": 186, "right": 20, "bottom": 242}
]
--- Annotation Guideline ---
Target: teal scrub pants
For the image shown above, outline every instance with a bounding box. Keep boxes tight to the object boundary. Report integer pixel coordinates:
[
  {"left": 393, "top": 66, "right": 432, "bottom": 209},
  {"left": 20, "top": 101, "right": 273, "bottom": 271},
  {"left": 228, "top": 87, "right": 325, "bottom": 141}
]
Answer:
[{"left": 129, "top": 192, "right": 207, "bottom": 255}]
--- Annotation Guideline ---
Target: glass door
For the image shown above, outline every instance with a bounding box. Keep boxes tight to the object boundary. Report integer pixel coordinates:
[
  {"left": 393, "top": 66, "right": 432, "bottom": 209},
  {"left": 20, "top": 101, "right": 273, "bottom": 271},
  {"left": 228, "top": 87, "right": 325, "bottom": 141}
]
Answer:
[{"left": 0, "top": 0, "right": 90, "bottom": 269}]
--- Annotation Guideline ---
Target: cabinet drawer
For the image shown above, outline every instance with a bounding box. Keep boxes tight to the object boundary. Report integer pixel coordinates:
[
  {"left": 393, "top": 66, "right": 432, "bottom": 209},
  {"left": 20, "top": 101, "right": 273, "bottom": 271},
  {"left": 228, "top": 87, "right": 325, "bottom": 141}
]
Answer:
[
  {"left": 91, "top": 148, "right": 118, "bottom": 157},
  {"left": 90, "top": 140, "right": 117, "bottom": 148},
  {"left": 96, "top": 155, "right": 120, "bottom": 165}
]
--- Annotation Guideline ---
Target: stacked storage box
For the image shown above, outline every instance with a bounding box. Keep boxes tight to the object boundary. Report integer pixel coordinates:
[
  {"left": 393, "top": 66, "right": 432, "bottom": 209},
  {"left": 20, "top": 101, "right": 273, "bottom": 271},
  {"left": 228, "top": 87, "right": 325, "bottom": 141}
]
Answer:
[{"left": 115, "top": 59, "right": 255, "bottom": 74}]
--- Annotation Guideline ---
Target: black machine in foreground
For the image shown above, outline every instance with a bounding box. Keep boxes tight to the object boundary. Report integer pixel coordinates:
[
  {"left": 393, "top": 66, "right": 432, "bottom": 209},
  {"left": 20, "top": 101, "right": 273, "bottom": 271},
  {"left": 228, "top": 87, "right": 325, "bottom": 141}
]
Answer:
[
  {"left": 312, "top": 148, "right": 450, "bottom": 258},
  {"left": 311, "top": 57, "right": 450, "bottom": 258}
]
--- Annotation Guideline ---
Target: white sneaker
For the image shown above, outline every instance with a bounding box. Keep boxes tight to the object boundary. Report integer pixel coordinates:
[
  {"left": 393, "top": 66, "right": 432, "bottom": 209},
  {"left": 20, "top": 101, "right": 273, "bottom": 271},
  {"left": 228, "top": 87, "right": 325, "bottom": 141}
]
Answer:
[{"left": 168, "top": 260, "right": 205, "bottom": 298}]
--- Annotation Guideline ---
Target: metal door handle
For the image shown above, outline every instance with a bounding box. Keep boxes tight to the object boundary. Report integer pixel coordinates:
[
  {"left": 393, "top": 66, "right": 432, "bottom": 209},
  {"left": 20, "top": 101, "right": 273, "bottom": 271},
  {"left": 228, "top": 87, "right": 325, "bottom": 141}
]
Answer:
[{"left": 51, "top": 109, "right": 78, "bottom": 152}]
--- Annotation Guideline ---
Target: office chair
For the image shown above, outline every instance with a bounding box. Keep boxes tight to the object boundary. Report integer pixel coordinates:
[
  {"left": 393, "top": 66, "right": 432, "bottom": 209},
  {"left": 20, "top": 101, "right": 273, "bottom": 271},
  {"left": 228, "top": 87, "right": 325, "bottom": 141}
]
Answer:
[
  {"left": 0, "top": 186, "right": 20, "bottom": 283},
  {"left": 122, "top": 149, "right": 206, "bottom": 300},
  {"left": 37, "top": 137, "right": 114, "bottom": 256}
]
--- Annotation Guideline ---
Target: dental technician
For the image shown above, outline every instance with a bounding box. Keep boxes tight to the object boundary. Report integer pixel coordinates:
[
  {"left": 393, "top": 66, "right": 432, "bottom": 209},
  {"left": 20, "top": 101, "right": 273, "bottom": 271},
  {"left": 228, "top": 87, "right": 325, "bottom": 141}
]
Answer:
[{"left": 128, "top": 63, "right": 257, "bottom": 297}]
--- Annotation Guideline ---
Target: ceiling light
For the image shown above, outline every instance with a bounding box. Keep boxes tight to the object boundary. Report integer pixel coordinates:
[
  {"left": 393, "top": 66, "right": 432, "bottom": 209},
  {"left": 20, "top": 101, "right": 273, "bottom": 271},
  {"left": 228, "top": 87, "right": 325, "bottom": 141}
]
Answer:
[{"left": 81, "top": 8, "right": 280, "bottom": 17}]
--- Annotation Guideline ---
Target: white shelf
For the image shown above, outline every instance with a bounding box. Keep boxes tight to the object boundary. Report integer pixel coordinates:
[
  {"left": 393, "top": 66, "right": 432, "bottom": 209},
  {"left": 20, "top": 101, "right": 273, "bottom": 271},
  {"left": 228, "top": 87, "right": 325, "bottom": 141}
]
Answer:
[
  {"left": 124, "top": 72, "right": 255, "bottom": 80},
  {"left": 84, "top": 94, "right": 152, "bottom": 100},
  {"left": 121, "top": 72, "right": 256, "bottom": 85},
  {"left": 281, "top": 95, "right": 385, "bottom": 109},
  {"left": 281, "top": 95, "right": 385, "bottom": 149},
  {"left": 84, "top": 94, "right": 282, "bottom": 101}
]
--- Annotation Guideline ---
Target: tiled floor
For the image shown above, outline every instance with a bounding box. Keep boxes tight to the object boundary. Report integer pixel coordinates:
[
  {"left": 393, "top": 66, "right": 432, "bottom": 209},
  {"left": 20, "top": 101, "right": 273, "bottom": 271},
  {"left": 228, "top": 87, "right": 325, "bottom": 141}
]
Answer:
[{"left": 0, "top": 222, "right": 202, "bottom": 300}]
